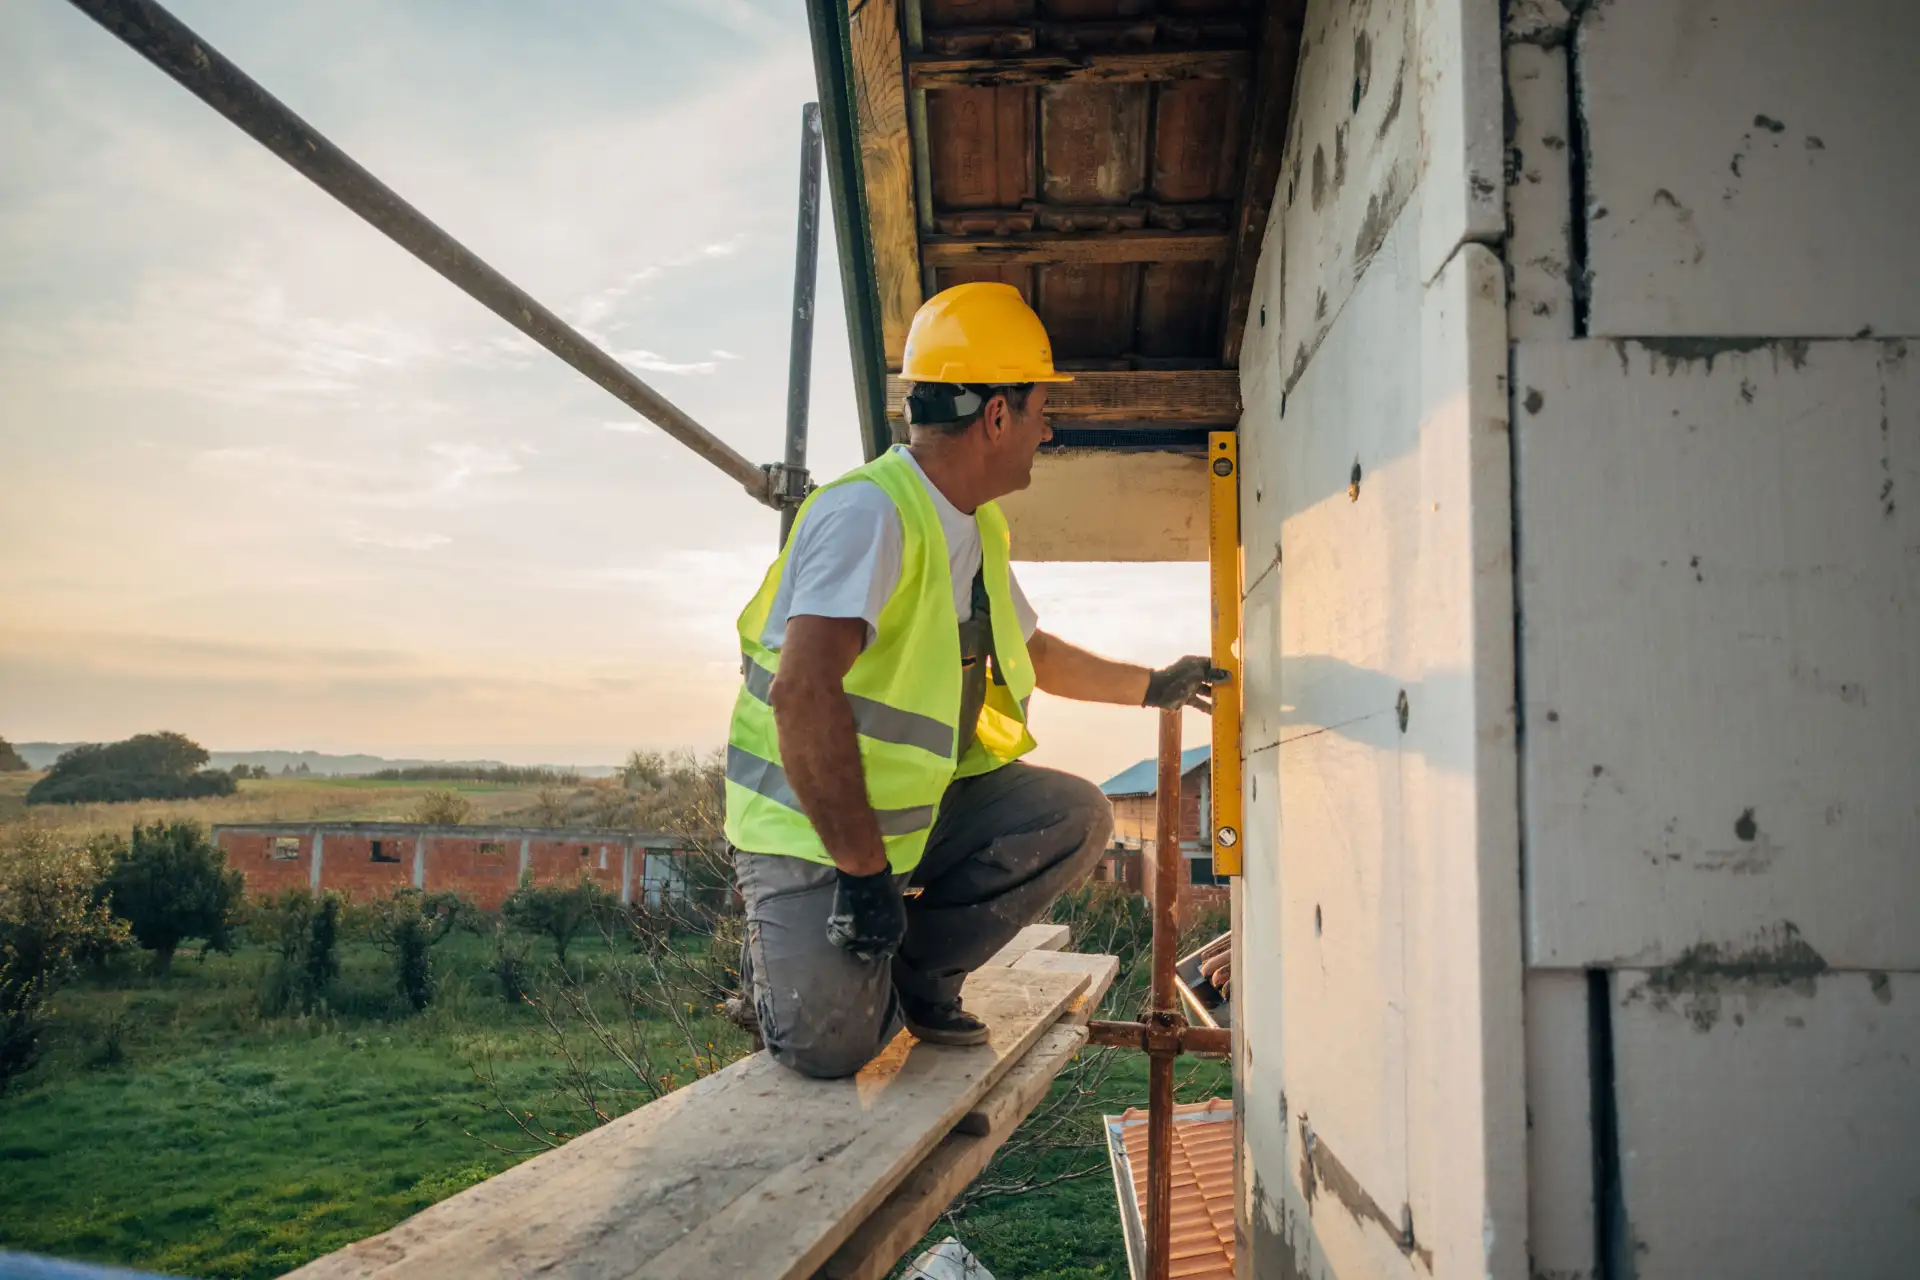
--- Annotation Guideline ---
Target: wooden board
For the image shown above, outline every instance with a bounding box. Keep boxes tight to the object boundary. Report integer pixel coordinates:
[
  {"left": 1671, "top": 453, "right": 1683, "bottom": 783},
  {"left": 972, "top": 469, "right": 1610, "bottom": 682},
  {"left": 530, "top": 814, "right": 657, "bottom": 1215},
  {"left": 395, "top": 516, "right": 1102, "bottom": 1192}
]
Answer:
[
  {"left": 909, "top": 49, "right": 1253, "bottom": 89},
  {"left": 921, "top": 229, "right": 1231, "bottom": 266},
  {"left": 981, "top": 921, "right": 1071, "bottom": 967},
  {"left": 1514, "top": 338, "right": 1920, "bottom": 970},
  {"left": 884, "top": 369, "right": 1240, "bottom": 423},
  {"left": 288, "top": 965, "right": 1087, "bottom": 1280},
  {"left": 819, "top": 1024, "right": 1091, "bottom": 1280},
  {"left": 826, "top": 951, "right": 1119, "bottom": 1280},
  {"left": 999, "top": 451, "right": 1209, "bottom": 563},
  {"left": 848, "top": 0, "right": 923, "bottom": 367},
  {"left": 1012, "top": 948, "right": 1121, "bottom": 1026}
]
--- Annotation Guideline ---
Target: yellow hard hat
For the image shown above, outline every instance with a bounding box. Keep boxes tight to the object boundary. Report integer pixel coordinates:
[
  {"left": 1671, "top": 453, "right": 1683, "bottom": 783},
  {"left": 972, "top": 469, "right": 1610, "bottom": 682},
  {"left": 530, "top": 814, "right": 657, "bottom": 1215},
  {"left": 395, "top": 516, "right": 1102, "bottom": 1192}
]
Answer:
[{"left": 900, "top": 282, "right": 1073, "bottom": 384}]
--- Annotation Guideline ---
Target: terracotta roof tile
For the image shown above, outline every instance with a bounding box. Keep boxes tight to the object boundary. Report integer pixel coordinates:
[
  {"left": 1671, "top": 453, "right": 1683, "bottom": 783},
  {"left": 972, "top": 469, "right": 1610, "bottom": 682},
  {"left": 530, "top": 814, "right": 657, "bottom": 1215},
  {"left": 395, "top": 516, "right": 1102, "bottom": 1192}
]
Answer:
[{"left": 1108, "top": 1097, "right": 1235, "bottom": 1280}]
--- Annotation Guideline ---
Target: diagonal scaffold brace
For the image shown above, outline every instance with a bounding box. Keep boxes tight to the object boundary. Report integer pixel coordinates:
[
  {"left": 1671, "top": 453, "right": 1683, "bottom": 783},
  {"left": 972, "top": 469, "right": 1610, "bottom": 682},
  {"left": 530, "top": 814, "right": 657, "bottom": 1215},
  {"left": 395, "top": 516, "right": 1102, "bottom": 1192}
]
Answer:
[{"left": 66, "top": 0, "right": 803, "bottom": 512}]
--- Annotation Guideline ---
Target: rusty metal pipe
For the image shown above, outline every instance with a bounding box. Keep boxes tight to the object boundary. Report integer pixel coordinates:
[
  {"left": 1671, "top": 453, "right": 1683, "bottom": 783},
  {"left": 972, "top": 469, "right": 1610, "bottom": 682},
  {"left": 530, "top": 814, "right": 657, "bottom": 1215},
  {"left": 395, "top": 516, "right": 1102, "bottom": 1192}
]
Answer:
[
  {"left": 67, "top": 0, "right": 775, "bottom": 508},
  {"left": 1145, "top": 705, "right": 1182, "bottom": 1280},
  {"left": 1085, "top": 1019, "right": 1231, "bottom": 1057}
]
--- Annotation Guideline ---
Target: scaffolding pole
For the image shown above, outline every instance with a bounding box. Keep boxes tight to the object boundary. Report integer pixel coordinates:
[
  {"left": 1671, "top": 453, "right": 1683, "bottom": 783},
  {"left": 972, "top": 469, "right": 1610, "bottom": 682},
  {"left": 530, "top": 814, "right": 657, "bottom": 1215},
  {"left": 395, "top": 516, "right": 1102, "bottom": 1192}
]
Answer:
[
  {"left": 67, "top": 0, "right": 775, "bottom": 507},
  {"left": 779, "top": 104, "right": 825, "bottom": 548}
]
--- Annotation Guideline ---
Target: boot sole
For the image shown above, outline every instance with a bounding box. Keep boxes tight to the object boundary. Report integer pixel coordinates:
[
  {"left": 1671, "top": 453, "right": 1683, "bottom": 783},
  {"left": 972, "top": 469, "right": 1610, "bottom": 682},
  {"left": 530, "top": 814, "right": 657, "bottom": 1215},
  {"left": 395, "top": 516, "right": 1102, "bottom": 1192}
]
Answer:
[{"left": 902, "top": 1018, "right": 991, "bottom": 1047}]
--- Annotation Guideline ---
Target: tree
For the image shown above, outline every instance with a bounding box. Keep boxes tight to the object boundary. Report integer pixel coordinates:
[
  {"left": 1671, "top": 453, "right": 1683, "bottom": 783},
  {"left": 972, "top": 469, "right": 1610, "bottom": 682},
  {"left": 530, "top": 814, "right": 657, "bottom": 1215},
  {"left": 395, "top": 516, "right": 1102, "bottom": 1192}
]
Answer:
[
  {"left": 503, "top": 875, "right": 618, "bottom": 965},
  {"left": 1, "top": 828, "right": 130, "bottom": 1093},
  {"left": 410, "top": 788, "right": 474, "bottom": 826},
  {"left": 0, "top": 737, "right": 27, "bottom": 773},
  {"left": 100, "top": 821, "right": 245, "bottom": 974},
  {"left": 251, "top": 889, "right": 343, "bottom": 1014},
  {"left": 620, "top": 749, "right": 668, "bottom": 790},
  {"left": 531, "top": 785, "right": 574, "bottom": 827},
  {"left": 368, "top": 890, "right": 468, "bottom": 1011},
  {"left": 26, "top": 731, "right": 236, "bottom": 805}
]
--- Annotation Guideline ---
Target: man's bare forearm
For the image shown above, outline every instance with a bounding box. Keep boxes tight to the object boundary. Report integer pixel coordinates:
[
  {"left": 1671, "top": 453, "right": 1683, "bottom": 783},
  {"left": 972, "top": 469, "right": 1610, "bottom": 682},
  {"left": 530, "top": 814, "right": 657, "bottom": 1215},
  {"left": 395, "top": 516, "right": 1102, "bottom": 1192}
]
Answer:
[
  {"left": 1028, "top": 629, "right": 1151, "bottom": 705},
  {"left": 770, "top": 677, "right": 888, "bottom": 876},
  {"left": 769, "top": 615, "right": 889, "bottom": 877}
]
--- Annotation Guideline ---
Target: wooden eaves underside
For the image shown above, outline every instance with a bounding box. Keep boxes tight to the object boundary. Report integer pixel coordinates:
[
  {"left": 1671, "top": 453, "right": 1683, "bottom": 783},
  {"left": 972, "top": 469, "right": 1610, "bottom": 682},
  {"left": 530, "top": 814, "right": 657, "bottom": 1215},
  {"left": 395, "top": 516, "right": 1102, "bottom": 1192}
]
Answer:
[{"left": 823, "top": 1, "right": 1304, "bottom": 559}]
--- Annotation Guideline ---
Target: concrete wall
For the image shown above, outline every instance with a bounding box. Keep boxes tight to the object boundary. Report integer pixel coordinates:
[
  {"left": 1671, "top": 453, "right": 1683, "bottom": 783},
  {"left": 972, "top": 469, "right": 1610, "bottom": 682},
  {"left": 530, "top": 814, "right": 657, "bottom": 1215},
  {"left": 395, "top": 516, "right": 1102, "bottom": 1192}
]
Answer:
[
  {"left": 1233, "top": 2, "right": 1917, "bottom": 1278},
  {"left": 216, "top": 824, "right": 691, "bottom": 913},
  {"left": 1233, "top": 1, "right": 1523, "bottom": 1277},
  {"left": 1506, "top": 3, "right": 1920, "bottom": 1277}
]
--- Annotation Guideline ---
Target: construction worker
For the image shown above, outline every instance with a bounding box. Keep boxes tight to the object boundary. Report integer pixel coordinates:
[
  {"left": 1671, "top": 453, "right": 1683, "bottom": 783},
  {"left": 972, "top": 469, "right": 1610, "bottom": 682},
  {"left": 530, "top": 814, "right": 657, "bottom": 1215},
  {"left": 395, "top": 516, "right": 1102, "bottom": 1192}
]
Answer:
[{"left": 725, "top": 282, "right": 1226, "bottom": 1079}]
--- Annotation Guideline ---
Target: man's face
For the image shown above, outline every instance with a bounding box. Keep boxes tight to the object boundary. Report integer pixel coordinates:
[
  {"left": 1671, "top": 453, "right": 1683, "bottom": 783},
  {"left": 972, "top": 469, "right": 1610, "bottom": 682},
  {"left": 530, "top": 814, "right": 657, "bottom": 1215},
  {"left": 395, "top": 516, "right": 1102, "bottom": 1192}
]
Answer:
[{"left": 982, "top": 385, "right": 1052, "bottom": 494}]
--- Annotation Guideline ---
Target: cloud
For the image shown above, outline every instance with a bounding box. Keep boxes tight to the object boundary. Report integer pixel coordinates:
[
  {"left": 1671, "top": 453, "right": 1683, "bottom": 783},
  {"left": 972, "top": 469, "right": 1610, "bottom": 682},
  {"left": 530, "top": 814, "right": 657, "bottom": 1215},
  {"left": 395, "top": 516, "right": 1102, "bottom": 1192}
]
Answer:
[
  {"left": 194, "top": 440, "right": 522, "bottom": 547},
  {"left": 601, "top": 420, "right": 657, "bottom": 435},
  {"left": 344, "top": 525, "right": 451, "bottom": 552},
  {"left": 613, "top": 349, "right": 720, "bottom": 376},
  {"left": 570, "top": 237, "right": 748, "bottom": 338}
]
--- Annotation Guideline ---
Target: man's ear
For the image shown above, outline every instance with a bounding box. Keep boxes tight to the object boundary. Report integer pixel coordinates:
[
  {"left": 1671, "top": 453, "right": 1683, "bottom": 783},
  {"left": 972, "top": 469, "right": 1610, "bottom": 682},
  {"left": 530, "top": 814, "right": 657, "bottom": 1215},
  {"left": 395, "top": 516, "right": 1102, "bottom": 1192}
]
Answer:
[{"left": 982, "top": 393, "right": 1010, "bottom": 441}]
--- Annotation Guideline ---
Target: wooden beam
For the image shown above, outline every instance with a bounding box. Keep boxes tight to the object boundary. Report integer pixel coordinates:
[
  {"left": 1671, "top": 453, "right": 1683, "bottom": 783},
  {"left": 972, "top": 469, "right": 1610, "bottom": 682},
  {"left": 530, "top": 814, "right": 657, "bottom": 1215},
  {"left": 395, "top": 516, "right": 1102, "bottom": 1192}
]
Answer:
[
  {"left": 1220, "top": 1, "right": 1307, "bottom": 366},
  {"left": 982, "top": 921, "right": 1073, "bottom": 967},
  {"left": 1012, "top": 949, "right": 1122, "bottom": 1027},
  {"left": 287, "top": 965, "right": 1088, "bottom": 1280},
  {"left": 922, "top": 229, "right": 1231, "bottom": 266},
  {"left": 848, "top": 0, "right": 922, "bottom": 368},
  {"left": 886, "top": 369, "right": 1241, "bottom": 423},
  {"left": 820, "top": 1024, "right": 1091, "bottom": 1280},
  {"left": 825, "top": 951, "right": 1121, "bottom": 1280},
  {"left": 909, "top": 48, "right": 1252, "bottom": 89}
]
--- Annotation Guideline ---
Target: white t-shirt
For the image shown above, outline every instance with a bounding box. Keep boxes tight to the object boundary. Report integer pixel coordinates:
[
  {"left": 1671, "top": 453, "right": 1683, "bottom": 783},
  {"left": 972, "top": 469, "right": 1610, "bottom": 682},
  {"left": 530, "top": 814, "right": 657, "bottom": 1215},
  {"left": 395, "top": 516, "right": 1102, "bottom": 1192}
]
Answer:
[{"left": 761, "top": 446, "right": 1039, "bottom": 651}]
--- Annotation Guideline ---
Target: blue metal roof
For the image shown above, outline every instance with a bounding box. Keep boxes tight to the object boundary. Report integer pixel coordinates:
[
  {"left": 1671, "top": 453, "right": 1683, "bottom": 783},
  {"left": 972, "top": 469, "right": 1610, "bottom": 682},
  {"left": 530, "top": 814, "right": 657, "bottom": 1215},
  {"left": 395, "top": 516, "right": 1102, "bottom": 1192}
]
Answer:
[{"left": 1099, "top": 744, "right": 1210, "bottom": 797}]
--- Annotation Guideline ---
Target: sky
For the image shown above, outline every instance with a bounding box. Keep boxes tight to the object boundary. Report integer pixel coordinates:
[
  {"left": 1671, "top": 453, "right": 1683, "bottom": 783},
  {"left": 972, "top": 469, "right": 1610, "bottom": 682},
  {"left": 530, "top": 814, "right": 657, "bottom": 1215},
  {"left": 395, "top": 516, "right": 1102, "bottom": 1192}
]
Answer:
[{"left": 0, "top": 0, "right": 1209, "bottom": 782}]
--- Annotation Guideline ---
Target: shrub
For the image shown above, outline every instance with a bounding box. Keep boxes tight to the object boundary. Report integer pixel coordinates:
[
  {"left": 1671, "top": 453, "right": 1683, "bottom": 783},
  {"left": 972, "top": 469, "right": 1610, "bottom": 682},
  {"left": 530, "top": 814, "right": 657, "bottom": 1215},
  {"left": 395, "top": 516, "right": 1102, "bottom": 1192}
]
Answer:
[
  {"left": 25, "top": 731, "right": 237, "bottom": 805},
  {"left": 252, "top": 889, "right": 332, "bottom": 1015},
  {"left": 0, "top": 736, "right": 27, "bottom": 773},
  {"left": 368, "top": 890, "right": 468, "bottom": 1012},
  {"left": 502, "top": 875, "right": 618, "bottom": 965},
  {"left": 487, "top": 933, "right": 535, "bottom": 1004},
  {"left": 100, "top": 821, "right": 245, "bottom": 975},
  {"left": 0, "top": 827, "right": 130, "bottom": 1093},
  {"left": 410, "top": 789, "right": 474, "bottom": 827}
]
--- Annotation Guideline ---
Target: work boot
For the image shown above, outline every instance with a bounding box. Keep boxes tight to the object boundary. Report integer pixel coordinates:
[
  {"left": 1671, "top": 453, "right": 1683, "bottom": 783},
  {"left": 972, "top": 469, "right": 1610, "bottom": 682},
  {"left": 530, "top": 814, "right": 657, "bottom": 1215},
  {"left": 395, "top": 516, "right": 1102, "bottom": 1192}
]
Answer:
[
  {"left": 722, "top": 994, "right": 760, "bottom": 1038},
  {"left": 900, "top": 993, "right": 990, "bottom": 1047}
]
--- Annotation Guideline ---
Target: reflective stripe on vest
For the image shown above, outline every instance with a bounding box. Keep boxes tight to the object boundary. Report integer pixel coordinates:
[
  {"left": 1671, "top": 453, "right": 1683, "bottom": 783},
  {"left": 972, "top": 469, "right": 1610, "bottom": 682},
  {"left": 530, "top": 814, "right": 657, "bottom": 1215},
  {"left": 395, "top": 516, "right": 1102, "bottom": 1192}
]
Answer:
[
  {"left": 722, "top": 447, "right": 1037, "bottom": 873},
  {"left": 741, "top": 656, "right": 954, "bottom": 758},
  {"left": 725, "top": 744, "right": 935, "bottom": 837}
]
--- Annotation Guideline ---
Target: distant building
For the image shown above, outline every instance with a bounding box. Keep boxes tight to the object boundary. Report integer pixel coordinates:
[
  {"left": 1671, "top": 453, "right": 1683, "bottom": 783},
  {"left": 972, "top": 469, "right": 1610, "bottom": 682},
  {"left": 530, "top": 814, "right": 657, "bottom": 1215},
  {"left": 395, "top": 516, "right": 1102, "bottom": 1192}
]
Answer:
[
  {"left": 1098, "top": 745, "right": 1229, "bottom": 931},
  {"left": 213, "top": 822, "right": 704, "bottom": 912}
]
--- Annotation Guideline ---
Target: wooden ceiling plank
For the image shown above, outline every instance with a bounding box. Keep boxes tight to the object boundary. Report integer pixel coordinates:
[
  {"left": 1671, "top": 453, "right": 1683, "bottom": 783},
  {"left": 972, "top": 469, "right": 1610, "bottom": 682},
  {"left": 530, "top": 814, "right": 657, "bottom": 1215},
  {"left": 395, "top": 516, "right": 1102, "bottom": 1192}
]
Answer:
[
  {"left": 1219, "top": 0, "right": 1306, "bottom": 366},
  {"left": 849, "top": 0, "right": 924, "bottom": 368},
  {"left": 922, "top": 228, "right": 1230, "bottom": 266},
  {"left": 910, "top": 47, "right": 1252, "bottom": 88},
  {"left": 886, "top": 369, "right": 1240, "bottom": 423}
]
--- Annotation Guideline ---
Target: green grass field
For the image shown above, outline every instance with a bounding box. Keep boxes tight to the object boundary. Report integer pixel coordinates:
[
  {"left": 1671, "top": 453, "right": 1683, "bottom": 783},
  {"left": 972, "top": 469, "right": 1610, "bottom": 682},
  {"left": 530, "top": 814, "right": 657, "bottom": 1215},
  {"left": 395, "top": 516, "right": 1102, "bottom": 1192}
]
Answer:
[
  {"left": 0, "top": 772, "right": 549, "bottom": 844},
  {"left": 0, "top": 775, "right": 1228, "bottom": 1279}
]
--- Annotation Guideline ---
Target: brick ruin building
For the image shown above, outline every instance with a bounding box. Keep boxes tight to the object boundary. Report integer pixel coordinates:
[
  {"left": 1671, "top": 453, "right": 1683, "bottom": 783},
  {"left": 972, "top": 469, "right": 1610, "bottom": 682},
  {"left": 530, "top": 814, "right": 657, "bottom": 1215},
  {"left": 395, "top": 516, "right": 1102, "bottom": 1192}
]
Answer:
[{"left": 214, "top": 822, "right": 701, "bottom": 913}]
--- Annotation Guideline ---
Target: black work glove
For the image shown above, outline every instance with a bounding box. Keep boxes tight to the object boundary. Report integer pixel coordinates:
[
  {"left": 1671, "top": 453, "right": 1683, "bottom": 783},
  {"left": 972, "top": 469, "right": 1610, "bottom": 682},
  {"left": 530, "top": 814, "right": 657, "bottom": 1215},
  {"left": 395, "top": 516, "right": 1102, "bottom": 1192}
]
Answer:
[
  {"left": 1143, "top": 655, "right": 1231, "bottom": 713},
  {"left": 825, "top": 868, "right": 908, "bottom": 963}
]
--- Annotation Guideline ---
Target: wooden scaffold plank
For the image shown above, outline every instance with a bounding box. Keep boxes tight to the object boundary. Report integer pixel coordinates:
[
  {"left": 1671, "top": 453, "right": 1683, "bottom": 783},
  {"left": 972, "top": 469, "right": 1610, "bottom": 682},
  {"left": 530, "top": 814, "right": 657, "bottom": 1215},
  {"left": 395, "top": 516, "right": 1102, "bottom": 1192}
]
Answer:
[
  {"left": 288, "top": 964, "right": 1088, "bottom": 1280},
  {"left": 824, "top": 950, "right": 1123, "bottom": 1280}
]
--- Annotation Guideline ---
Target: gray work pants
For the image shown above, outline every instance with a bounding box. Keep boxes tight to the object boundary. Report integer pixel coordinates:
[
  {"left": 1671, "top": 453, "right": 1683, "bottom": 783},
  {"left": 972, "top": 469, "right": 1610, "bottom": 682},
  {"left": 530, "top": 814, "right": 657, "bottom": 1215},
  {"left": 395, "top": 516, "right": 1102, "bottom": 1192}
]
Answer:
[{"left": 734, "top": 762, "right": 1113, "bottom": 1079}]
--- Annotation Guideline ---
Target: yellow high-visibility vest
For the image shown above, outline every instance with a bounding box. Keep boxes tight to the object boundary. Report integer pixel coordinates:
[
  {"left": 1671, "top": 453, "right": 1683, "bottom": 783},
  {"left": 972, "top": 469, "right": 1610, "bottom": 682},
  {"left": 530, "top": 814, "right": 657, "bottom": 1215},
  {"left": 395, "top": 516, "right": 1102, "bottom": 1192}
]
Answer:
[{"left": 723, "top": 449, "right": 1037, "bottom": 872}]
